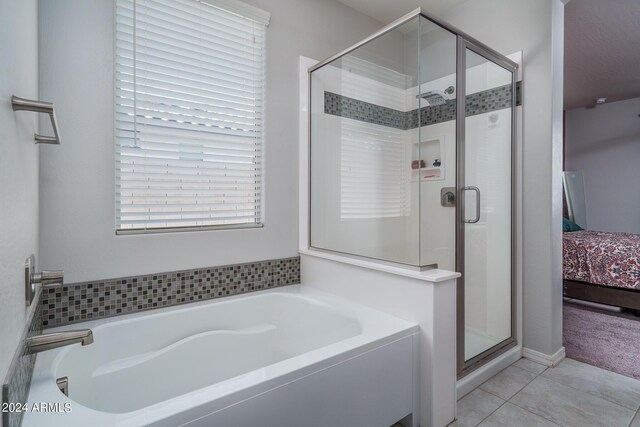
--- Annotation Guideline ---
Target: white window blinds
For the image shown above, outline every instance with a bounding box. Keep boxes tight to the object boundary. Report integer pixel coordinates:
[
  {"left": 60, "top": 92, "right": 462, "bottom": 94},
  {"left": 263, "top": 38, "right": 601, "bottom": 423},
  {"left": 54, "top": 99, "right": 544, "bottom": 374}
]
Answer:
[
  {"left": 115, "top": 0, "right": 268, "bottom": 233},
  {"left": 340, "top": 120, "right": 410, "bottom": 220},
  {"left": 338, "top": 57, "right": 411, "bottom": 220}
]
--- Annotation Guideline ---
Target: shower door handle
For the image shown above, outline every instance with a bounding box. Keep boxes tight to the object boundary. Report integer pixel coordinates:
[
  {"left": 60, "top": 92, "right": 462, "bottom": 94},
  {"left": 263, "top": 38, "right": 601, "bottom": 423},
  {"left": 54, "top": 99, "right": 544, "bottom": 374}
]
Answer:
[{"left": 462, "top": 186, "right": 481, "bottom": 223}]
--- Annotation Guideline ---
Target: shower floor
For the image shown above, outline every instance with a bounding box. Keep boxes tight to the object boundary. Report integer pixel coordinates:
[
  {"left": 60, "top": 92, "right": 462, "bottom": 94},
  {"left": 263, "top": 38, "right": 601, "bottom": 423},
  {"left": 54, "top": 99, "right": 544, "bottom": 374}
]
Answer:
[{"left": 465, "top": 328, "right": 503, "bottom": 360}]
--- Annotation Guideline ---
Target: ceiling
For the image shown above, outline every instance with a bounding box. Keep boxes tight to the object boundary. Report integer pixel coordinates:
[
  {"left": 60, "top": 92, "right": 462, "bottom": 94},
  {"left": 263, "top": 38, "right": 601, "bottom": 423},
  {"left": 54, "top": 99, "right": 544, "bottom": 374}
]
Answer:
[
  {"left": 336, "top": 0, "right": 467, "bottom": 24},
  {"left": 339, "top": 0, "right": 640, "bottom": 111},
  {"left": 564, "top": 0, "right": 640, "bottom": 109}
]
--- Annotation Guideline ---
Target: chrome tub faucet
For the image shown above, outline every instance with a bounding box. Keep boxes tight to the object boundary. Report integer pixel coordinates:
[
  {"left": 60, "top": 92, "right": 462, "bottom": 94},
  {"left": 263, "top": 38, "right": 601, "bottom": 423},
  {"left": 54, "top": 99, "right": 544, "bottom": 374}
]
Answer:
[{"left": 26, "top": 329, "right": 94, "bottom": 354}]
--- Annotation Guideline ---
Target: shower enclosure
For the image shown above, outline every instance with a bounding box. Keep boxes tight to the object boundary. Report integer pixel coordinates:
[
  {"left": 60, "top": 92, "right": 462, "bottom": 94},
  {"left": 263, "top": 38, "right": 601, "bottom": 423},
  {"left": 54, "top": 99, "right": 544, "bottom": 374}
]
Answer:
[{"left": 308, "top": 9, "right": 518, "bottom": 377}]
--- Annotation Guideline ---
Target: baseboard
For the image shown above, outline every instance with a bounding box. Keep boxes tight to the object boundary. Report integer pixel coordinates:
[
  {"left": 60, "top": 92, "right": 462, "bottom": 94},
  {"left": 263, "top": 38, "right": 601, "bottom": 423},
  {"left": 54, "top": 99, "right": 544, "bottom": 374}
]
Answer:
[
  {"left": 565, "top": 298, "right": 623, "bottom": 313},
  {"left": 522, "top": 346, "right": 565, "bottom": 367}
]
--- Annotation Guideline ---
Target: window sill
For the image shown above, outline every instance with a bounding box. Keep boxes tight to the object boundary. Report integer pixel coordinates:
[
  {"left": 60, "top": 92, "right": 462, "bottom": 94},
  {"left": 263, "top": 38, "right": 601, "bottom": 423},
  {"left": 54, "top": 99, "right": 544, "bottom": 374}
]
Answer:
[{"left": 116, "top": 223, "right": 264, "bottom": 236}]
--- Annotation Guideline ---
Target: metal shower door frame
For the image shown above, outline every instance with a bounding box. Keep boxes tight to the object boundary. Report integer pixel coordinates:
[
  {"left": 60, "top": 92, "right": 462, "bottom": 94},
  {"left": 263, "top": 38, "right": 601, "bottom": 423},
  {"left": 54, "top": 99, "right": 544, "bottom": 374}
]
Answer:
[
  {"left": 307, "top": 7, "right": 519, "bottom": 378},
  {"left": 455, "top": 37, "right": 519, "bottom": 378}
]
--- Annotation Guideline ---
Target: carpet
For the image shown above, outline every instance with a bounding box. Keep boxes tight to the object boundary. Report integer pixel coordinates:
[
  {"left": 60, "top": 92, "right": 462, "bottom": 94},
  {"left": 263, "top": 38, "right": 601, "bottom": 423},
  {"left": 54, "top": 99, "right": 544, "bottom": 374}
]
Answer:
[{"left": 563, "top": 302, "right": 640, "bottom": 380}]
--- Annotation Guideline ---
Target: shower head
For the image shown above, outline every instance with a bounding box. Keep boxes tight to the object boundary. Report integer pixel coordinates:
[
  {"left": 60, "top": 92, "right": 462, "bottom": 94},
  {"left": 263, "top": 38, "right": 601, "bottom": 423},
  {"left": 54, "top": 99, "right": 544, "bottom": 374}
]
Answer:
[
  {"left": 417, "top": 91, "right": 447, "bottom": 106},
  {"left": 416, "top": 86, "right": 454, "bottom": 107},
  {"left": 420, "top": 91, "right": 447, "bottom": 107}
]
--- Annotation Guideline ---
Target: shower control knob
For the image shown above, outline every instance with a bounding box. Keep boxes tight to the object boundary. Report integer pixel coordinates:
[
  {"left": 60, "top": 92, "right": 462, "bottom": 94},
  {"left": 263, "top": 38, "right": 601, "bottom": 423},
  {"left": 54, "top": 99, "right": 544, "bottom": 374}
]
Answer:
[
  {"left": 440, "top": 187, "right": 456, "bottom": 207},
  {"left": 25, "top": 254, "right": 64, "bottom": 307}
]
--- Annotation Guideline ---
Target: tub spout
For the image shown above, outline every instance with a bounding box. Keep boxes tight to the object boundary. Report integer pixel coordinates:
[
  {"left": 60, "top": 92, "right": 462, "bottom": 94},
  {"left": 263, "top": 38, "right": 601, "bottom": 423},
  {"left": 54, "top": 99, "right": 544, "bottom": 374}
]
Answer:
[{"left": 26, "top": 329, "right": 94, "bottom": 354}]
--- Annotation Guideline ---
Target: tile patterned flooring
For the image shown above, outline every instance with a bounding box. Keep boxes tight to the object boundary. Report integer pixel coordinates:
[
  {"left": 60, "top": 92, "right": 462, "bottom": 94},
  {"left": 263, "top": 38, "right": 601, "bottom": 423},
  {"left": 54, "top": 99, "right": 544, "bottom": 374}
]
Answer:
[{"left": 450, "top": 357, "right": 640, "bottom": 427}]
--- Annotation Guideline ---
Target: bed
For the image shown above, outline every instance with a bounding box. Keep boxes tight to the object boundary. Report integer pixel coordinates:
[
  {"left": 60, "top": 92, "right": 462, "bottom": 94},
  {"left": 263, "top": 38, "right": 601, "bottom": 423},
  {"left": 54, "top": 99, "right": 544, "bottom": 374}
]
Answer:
[{"left": 563, "top": 230, "right": 640, "bottom": 310}]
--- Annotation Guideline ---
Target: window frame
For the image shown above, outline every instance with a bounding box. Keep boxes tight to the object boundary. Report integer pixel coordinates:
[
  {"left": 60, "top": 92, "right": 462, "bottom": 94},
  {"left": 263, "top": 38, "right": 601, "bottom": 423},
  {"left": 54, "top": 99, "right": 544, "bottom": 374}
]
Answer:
[{"left": 113, "top": 0, "right": 269, "bottom": 235}]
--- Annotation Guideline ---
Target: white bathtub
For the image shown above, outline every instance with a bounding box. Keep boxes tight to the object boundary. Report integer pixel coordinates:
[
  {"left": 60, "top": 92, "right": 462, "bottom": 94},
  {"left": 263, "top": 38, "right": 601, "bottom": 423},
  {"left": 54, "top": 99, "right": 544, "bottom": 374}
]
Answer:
[{"left": 24, "top": 285, "right": 419, "bottom": 427}]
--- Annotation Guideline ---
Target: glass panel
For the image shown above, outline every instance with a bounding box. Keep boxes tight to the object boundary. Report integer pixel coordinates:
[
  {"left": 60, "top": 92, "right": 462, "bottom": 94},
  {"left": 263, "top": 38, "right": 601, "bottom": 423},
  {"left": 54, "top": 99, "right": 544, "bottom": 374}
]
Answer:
[
  {"left": 463, "top": 48, "right": 513, "bottom": 361},
  {"left": 309, "top": 17, "right": 421, "bottom": 265},
  {"left": 563, "top": 171, "right": 587, "bottom": 228},
  {"left": 417, "top": 16, "right": 457, "bottom": 269}
]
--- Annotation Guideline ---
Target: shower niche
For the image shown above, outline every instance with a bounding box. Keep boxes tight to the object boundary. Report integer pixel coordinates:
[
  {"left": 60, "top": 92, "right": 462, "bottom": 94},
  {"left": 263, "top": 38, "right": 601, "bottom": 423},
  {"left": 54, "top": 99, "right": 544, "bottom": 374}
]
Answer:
[
  {"left": 411, "top": 137, "right": 444, "bottom": 182},
  {"left": 308, "top": 9, "right": 518, "bottom": 377}
]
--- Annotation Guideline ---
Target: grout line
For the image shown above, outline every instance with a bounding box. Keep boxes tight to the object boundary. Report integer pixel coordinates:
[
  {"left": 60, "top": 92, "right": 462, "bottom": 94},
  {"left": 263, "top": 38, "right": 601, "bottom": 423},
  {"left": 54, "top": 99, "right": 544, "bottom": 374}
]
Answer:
[
  {"left": 478, "top": 365, "right": 539, "bottom": 401},
  {"left": 504, "top": 367, "right": 567, "bottom": 426},
  {"left": 507, "top": 398, "right": 565, "bottom": 427},
  {"left": 461, "top": 361, "right": 558, "bottom": 427},
  {"left": 509, "top": 364, "right": 640, "bottom": 426},
  {"left": 505, "top": 368, "right": 539, "bottom": 400},
  {"left": 514, "top": 361, "right": 549, "bottom": 376},
  {"left": 478, "top": 387, "right": 506, "bottom": 401},
  {"left": 512, "top": 358, "right": 548, "bottom": 377},
  {"left": 537, "top": 370, "right": 640, "bottom": 412},
  {"left": 479, "top": 365, "right": 558, "bottom": 425},
  {"left": 505, "top": 402, "right": 565, "bottom": 427},
  {"left": 476, "top": 358, "right": 639, "bottom": 427},
  {"left": 508, "top": 373, "right": 634, "bottom": 427},
  {"left": 473, "top": 400, "right": 508, "bottom": 427}
]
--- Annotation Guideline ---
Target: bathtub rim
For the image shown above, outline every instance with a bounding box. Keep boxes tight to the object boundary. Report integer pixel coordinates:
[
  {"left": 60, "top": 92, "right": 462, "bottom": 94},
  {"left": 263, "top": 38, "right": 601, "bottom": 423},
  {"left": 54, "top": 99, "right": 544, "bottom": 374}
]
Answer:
[{"left": 24, "top": 285, "right": 419, "bottom": 426}]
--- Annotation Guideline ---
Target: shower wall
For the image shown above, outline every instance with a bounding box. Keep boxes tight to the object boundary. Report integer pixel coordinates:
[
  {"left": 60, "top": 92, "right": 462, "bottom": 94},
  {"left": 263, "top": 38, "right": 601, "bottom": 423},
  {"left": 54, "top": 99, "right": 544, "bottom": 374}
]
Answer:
[
  {"left": 310, "top": 61, "right": 419, "bottom": 264},
  {"left": 310, "top": 17, "right": 461, "bottom": 268},
  {"left": 415, "top": 23, "right": 458, "bottom": 270},
  {"left": 310, "top": 21, "right": 514, "bottom": 353},
  {"left": 310, "top": 18, "right": 421, "bottom": 266},
  {"left": 417, "top": 115, "right": 456, "bottom": 270}
]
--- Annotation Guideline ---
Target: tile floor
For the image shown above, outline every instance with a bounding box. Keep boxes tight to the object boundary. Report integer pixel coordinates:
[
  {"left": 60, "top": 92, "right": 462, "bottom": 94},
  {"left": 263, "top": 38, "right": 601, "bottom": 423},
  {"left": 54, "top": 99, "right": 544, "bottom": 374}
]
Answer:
[{"left": 450, "top": 357, "right": 640, "bottom": 427}]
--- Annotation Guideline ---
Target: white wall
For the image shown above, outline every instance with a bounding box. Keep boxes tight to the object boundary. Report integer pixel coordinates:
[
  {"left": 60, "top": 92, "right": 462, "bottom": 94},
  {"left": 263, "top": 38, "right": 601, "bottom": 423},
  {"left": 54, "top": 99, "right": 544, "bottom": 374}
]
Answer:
[
  {"left": 565, "top": 97, "right": 640, "bottom": 234},
  {"left": 437, "top": 0, "right": 566, "bottom": 358},
  {"left": 0, "top": 0, "right": 39, "bottom": 384},
  {"left": 302, "top": 255, "right": 457, "bottom": 427},
  {"left": 300, "top": 57, "right": 458, "bottom": 426},
  {"left": 38, "top": 0, "right": 383, "bottom": 283}
]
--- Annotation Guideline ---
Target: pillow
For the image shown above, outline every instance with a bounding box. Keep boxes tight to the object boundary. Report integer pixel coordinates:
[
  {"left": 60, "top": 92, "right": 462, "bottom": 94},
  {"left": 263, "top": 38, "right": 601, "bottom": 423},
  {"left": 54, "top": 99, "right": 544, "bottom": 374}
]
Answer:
[{"left": 563, "top": 217, "right": 583, "bottom": 232}]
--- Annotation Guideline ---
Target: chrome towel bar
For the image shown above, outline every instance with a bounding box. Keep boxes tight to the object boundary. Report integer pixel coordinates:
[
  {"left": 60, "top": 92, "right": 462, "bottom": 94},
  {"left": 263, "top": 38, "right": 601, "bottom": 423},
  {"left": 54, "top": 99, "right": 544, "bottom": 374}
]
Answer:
[{"left": 11, "top": 95, "right": 61, "bottom": 144}]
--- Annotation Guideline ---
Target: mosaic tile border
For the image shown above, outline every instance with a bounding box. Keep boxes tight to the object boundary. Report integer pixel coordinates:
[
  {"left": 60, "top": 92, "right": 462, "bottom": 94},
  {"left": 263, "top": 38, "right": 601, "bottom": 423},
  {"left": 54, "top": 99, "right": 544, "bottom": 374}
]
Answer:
[
  {"left": 2, "top": 291, "right": 43, "bottom": 427},
  {"left": 405, "top": 99, "right": 457, "bottom": 129},
  {"left": 41, "top": 257, "right": 301, "bottom": 328},
  {"left": 324, "top": 92, "right": 407, "bottom": 129},
  {"left": 465, "top": 83, "right": 515, "bottom": 116},
  {"left": 324, "top": 81, "right": 522, "bottom": 129}
]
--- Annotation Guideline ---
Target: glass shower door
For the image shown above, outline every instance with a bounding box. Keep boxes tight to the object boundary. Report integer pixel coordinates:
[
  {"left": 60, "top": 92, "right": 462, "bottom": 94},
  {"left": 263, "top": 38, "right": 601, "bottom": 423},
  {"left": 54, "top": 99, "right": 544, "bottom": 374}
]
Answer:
[{"left": 458, "top": 42, "right": 516, "bottom": 374}]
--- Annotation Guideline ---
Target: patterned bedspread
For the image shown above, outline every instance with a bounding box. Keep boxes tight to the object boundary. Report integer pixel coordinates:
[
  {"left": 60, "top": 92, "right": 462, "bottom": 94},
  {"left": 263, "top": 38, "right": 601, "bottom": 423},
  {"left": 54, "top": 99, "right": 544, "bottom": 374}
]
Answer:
[{"left": 563, "top": 230, "right": 640, "bottom": 289}]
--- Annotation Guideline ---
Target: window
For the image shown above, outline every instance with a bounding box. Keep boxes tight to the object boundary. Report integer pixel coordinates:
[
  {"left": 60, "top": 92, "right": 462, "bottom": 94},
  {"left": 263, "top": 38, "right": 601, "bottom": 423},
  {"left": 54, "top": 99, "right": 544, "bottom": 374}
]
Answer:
[
  {"left": 338, "top": 56, "right": 411, "bottom": 220},
  {"left": 340, "top": 120, "right": 410, "bottom": 220},
  {"left": 115, "top": 0, "right": 269, "bottom": 233}
]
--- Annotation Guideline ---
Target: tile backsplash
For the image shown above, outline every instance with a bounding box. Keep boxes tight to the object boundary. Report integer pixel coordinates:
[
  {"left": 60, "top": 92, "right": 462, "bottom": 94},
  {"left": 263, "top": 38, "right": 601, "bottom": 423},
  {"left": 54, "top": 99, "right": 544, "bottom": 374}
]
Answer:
[
  {"left": 2, "top": 291, "right": 43, "bottom": 427},
  {"left": 42, "top": 257, "right": 301, "bottom": 328},
  {"left": 2, "top": 257, "right": 299, "bottom": 426}
]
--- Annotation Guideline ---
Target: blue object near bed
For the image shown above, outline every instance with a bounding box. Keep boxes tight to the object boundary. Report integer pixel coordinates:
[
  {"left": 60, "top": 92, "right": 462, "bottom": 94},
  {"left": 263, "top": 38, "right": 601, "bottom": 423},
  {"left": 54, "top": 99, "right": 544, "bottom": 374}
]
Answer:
[{"left": 563, "top": 217, "right": 583, "bottom": 232}]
